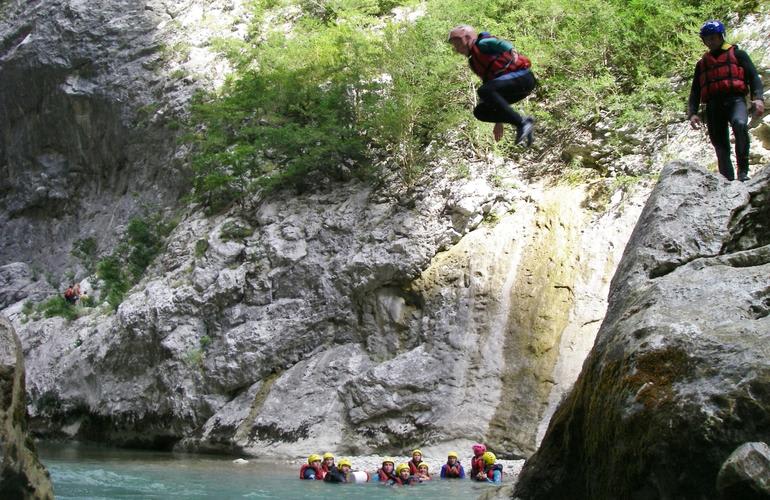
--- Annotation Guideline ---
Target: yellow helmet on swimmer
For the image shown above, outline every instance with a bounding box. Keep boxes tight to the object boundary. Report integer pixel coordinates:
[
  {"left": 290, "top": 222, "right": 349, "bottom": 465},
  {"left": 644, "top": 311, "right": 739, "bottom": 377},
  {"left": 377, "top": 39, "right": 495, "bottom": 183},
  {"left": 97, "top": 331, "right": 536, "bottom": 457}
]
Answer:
[
  {"left": 482, "top": 451, "right": 496, "bottom": 465},
  {"left": 338, "top": 458, "right": 352, "bottom": 468},
  {"left": 322, "top": 452, "right": 334, "bottom": 460},
  {"left": 395, "top": 463, "right": 410, "bottom": 474},
  {"left": 447, "top": 451, "right": 459, "bottom": 459},
  {"left": 418, "top": 462, "right": 429, "bottom": 472},
  {"left": 382, "top": 457, "right": 395, "bottom": 466},
  {"left": 307, "top": 454, "right": 322, "bottom": 464},
  {"left": 411, "top": 449, "right": 423, "bottom": 457}
]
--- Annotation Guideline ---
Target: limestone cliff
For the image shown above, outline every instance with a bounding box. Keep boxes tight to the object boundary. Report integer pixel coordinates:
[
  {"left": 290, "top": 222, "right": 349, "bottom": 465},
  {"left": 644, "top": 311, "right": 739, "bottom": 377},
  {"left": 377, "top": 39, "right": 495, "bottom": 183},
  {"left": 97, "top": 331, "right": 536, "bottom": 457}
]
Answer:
[
  {"left": 1, "top": 0, "right": 769, "bottom": 468},
  {"left": 0, "top": 317, "right": 53, "bottom": 499},
  {"left": 514, "top": 162, "right": 770, "bottom": 499}
]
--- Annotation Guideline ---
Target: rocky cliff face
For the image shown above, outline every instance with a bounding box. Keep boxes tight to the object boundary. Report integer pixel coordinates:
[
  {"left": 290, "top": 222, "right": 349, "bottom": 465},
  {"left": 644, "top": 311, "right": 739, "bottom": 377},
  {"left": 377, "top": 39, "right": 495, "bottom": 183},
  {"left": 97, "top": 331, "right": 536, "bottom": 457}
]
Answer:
[
  {"left": 0, "top": 0, "right": 248, "bottom": 280},
  {"left": 1, "top": 0, "right": 769, "bottom": 469},
  {"left": 514, "top": 162, "right": 770, "bottom": 499},
  {"left": 6, "top": 172, "right": 647, "bottom": 458},
  {"left": 0, "top": 317, "right": 53, "bottom": 500}
]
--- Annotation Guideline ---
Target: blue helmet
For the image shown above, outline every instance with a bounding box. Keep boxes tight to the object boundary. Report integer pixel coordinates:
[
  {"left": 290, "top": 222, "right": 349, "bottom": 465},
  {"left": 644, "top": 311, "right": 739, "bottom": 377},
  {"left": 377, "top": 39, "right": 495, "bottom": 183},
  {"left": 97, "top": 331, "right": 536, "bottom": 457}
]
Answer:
[{"left": 700, "top": 20, "right": 725, "bottom": 38}]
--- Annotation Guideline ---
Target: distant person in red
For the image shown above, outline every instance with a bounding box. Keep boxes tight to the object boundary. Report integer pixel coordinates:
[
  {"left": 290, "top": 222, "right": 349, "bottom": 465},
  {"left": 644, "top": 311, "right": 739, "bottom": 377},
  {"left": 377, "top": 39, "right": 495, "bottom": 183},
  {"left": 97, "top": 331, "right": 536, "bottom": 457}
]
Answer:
[
  {"left": 687, "top": 20, "right": 764, "bottom": 182},
  {"left": 64, "top": 284, "right": 79, "bottom": 304},
  {"left": 299, "top": 454, "right": 325, "bottom": 480},
  {"left": 470, "top": 443, "right": 486, "bottom": 477}
]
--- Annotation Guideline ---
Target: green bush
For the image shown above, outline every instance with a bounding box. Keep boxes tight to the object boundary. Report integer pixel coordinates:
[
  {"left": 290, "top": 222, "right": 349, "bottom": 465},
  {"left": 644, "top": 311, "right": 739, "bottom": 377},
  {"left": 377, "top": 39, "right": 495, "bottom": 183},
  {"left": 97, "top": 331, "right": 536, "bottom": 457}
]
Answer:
[
  {"left": 96, "top": 213, "right": 177, "bottom": 310},
  {"left": 71, "top": 237, "right": 99, "bottom": 273},
  {"left": 38, "top": 296, "right": 79, "bottom": 321},
  {"left": 187, "top": 0, "right": 759, "bottom": 207}
]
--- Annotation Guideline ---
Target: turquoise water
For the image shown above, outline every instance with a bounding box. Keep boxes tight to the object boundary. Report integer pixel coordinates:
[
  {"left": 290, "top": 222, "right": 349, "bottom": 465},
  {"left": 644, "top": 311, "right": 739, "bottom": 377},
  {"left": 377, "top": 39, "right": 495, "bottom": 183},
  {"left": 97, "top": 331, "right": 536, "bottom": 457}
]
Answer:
[{"left": 40, "top": 444, "right": 497, "bottom": 499}]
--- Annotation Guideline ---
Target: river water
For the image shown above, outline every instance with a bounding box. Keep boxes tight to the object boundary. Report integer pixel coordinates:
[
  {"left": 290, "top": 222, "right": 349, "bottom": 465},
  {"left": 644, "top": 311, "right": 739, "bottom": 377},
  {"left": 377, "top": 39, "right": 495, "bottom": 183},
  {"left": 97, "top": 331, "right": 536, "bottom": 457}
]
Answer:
[{"left": 39, "top": 444, "right": 499, "bottom": 499}]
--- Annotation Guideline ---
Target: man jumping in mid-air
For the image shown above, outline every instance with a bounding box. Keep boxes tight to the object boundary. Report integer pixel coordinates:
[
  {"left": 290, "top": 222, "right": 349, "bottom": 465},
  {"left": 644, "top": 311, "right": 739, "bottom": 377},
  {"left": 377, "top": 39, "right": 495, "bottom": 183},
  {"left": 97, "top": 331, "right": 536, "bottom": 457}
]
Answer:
[{"left": 448, "top": 25, "right": 536, "bottom": 146}]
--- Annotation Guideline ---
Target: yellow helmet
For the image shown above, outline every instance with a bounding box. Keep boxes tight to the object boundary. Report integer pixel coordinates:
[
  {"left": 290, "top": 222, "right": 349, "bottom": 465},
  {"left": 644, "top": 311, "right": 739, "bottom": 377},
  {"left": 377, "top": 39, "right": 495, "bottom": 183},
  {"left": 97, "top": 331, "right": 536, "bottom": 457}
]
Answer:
[
  {"left": 322, "top": 452, "right": 334, "bottom": 460},
  {"left": 338, "top": 458, "right": 352, "bottom": 468},
  {"left": 307, "top": 454, "right": 322, "bottom": 464},
  {"left": 482, "top": 451, "right": 496, "bottom": 465},
  {"left": 447, "top": 451, "right": 459, "bottom": 459},
  {"left": 395, "top": 463, "right": 410, "bottom": 474},
  {"left": 411, "top": 449, "right": 423, "bottom": 457},
  {"left": 418, "top": 462, "right": 429, "bottom": 472},
  {"left": 382, "top": 457, "right": 395, "bottom": 466}
]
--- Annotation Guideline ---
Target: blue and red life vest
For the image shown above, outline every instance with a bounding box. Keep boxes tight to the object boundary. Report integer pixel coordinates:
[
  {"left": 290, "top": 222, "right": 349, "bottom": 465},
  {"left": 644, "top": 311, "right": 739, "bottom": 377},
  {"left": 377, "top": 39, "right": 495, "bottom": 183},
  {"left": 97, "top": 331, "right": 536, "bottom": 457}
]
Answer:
[
  {"left": 299, "top": 463, "right": 325, "bottom": 480},
  {"left": 698, "top": 46, "right": 747, "bottom": 102},
  {"left": 469, "top": 33, "right": 531, "bottom": 82},
  {"left": 486, "top": 463, "right": 503, "bottom": 481}
]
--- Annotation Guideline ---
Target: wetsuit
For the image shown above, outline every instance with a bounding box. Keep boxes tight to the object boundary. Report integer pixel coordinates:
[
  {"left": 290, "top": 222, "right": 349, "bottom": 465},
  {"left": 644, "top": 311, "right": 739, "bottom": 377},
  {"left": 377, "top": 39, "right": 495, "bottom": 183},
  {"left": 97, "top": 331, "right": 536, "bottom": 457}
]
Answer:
[
  {"left": 687, "top": 44, "right": 764, "bottom": 181},
  {"left": 469, "top": 35, "right": 536, "bottom": 129}
]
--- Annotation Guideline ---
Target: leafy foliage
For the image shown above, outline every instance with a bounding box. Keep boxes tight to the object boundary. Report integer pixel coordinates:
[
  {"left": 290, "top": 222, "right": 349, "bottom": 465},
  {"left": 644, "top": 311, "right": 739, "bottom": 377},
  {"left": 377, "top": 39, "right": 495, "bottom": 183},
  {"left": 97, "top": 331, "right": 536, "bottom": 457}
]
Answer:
[
  {"left": 188, "top": 0, "right": 758, "bottom": 208},
  {"left": 96, "top": 213, "right": 176, "bottom": 310}
]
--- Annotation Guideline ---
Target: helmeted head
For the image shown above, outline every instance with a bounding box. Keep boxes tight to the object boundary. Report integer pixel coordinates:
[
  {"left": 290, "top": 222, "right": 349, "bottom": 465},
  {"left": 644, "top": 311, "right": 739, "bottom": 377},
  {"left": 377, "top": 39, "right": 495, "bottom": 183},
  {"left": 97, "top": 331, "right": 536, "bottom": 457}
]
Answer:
[
  {"left": 447, "top": 451, "right": 458, "bottom": 464},
  {"left": 411, "top": 449, "right": 423, "bottom": 461},
  {"left": 382, "top": 458, "right": 395, "bottom": 472},
  {"left": 322, "top": 452, "right": 334, "bottom": 466},
  {"left": 700, "top": 20, "right": 726, "bottom": 50},
  {"left": 472, "top": 443, "right": 486, "bottom": 456},
  {"left": 447, "top": 25, "right": 477, "bottom": 56},
  {"left": 338, "top": 458, "right": 352, "bottom": 472},
  {"left": 700, "top": 20, "right": 725, "bottom": 38},
  {"left": 482, "top": 451, "right": 496, "bottom": 466},
  {"left": 307, "top": 454, "right": 322, "bottom": 465},
  {"left": 418, "top": 462, "right": 429, "bottom": 474},
  {"left": 396, "top": 463, "right": 411, "bottom": 478}
]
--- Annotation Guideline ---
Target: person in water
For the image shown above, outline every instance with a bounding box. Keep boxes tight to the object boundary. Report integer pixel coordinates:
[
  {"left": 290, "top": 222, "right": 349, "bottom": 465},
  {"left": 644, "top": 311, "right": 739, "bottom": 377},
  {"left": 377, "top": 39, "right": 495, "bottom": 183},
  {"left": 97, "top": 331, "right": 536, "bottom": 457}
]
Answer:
[
  {"left": 470, "top": 443, "right": 486, "bottom": 477},
  {"left": 408, "top": 449, "right": 423, "bottom": 475},
  {"left": 474, "top": 451, "right": 503, "bottom": 484},
  {"left": 687, "top": 20, "right": 764, "bottom": 182},
  {"left": 440, "top": 451, "right": 466, "bottom": 479},
  {"left": 299, "top": 454, "right": 325, "bottom": 480},
  {"left": 321, "top": 452, "right": 335, "bottom": 474},
  {"left": 448, "top": 25, "right": 536, "bottom": 146},
  {"left": 394, "top": 463, "right": 419, "bottom": 486},
  {"left": 417, "top": 462, "right": 432, "bottom": 481},
  {"left": 323, "top": 457, "right": 352, "bottom": 483},
  {"left": 375, "top": 458, "right": 398, "bottom": 484}
]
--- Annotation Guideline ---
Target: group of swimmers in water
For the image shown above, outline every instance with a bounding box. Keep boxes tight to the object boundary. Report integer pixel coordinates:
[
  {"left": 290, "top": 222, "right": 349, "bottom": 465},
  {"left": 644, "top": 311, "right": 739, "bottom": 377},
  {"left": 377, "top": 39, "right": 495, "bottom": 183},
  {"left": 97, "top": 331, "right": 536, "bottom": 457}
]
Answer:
[{"left": 299, "top": 443, "right": 503, "bottom": 485}]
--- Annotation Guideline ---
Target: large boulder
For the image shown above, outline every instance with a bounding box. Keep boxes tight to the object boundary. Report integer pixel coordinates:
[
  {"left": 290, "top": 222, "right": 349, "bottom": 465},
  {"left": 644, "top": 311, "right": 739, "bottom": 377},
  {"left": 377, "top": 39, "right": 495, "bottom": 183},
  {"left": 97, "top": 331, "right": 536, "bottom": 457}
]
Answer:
[
  {"left": 514, "top": 161, "right": 770, "bottom": 499},
  {"left": 0, "top": 316, "right": 53, "bottom": 499}
]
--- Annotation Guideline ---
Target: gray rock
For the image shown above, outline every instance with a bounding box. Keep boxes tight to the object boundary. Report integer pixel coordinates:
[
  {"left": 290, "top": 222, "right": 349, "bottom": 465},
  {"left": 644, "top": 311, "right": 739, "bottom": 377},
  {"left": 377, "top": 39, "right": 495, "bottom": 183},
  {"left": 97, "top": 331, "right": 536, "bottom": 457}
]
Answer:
[
  {"left": 0, "top": 316, "right": 53, "bottom": 500},
  {"left": 717, "top": 442, "right": 770, "bottom": 500},
  {"left": 515, "top": 162, "right": 770, "bottom": 499},
  {"left": 0, "top": 263, "right": 54, "bottom": 309}
]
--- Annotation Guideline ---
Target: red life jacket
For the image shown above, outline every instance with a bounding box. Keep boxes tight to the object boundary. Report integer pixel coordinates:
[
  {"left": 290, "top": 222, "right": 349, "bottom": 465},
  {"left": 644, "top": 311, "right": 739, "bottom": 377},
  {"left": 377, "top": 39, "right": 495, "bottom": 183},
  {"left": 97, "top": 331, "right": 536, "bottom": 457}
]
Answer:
[
  {"left": 469, "top": 35, "right": 531, "bottom": 82},
  {"left": 408, "top": 459, "right": 421, "bottom": 476},
  {"left": 698, "top": 46, "right": 747, "bottom": 102},
  {"left": 377, "top": 468, "right": 396, "bottom": 482},
  {"left": 299, "top": 464, "right": 324, "bottom": 480},
  {"left": 470, "top": 456, "right": 484, "bottom": 476},
  {"left": 394, "top": 476, "right": 418, "bottom": 486}
]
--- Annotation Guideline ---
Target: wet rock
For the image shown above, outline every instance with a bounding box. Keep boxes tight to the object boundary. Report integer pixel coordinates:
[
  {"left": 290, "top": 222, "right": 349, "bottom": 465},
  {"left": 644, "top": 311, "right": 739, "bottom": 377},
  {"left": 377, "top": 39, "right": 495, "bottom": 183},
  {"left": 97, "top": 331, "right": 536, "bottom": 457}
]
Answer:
[
  {"left": 717, "top": 442, "right": 770, "bottom": 500},
  {"left": 0, "top": 317, "right": 53, "bottom": 500},
  {"left": 515, "top": 162, "right": 770, "bottom": 499}
]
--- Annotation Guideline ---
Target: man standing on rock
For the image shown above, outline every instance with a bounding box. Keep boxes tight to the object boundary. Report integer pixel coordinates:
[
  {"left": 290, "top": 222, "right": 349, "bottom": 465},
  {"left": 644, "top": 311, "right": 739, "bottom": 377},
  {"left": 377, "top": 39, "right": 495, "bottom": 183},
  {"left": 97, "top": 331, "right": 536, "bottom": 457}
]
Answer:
[
  {"left": 448, "top": 25, "right": 536, "bottom": 146},
  {"left": 687, "top": 20, "right": 764, "bottom": 182}
]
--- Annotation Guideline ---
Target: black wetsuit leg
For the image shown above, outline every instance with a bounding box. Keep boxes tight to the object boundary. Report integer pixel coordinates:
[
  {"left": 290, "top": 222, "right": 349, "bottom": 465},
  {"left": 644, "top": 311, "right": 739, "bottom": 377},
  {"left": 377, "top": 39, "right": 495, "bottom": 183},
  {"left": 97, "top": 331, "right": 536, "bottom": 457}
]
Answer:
[
  {"left": 473, "top": 72, "right": 536, "bottom": 127},
  {"left": 706, "top": 96, "right": 749, "bottom": 180}
]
